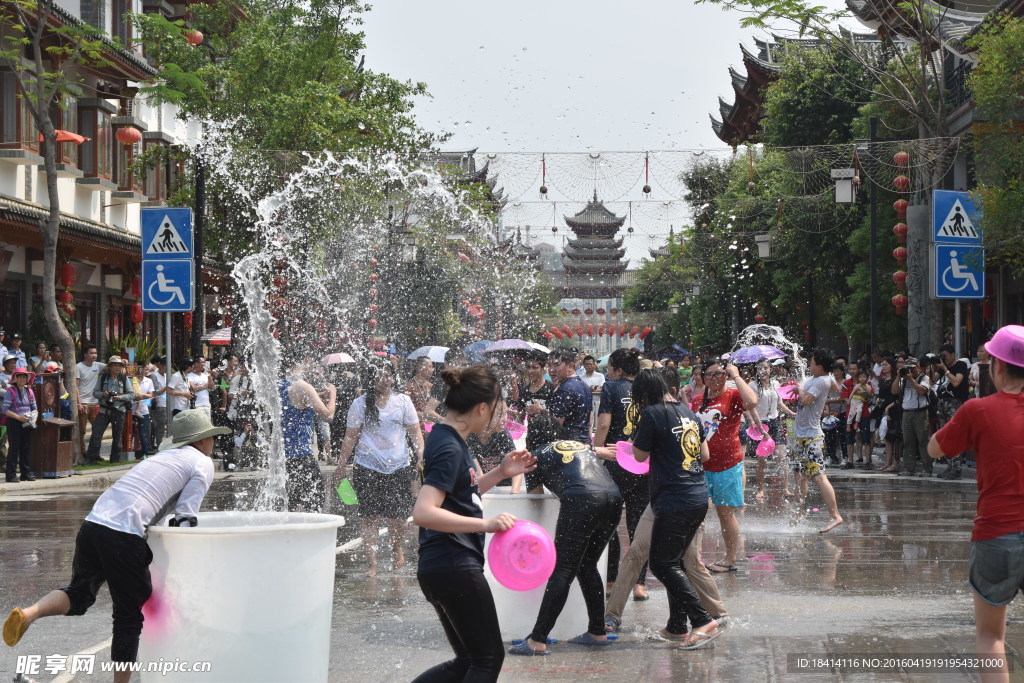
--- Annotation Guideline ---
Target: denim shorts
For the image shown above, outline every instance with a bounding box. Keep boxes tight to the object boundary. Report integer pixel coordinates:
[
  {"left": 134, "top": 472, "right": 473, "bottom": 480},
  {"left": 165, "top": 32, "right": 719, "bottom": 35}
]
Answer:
[
  {"left": 969, "top": 532, "right": 1024, "bottom": 606},
  {"left": 705, "top": 462, "right": 744, "bottom": 507}
]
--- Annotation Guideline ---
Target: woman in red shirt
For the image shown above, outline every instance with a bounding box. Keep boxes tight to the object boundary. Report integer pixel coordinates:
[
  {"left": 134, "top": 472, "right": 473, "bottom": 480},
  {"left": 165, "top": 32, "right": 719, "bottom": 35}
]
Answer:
[{"left": 929, "top": 325, "right": 1024, "bottom": 681}]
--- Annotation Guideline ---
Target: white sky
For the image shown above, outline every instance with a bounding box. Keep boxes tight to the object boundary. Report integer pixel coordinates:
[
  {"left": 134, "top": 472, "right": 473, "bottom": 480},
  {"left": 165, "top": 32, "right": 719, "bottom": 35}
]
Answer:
[{"left": 360, "top": 1, "right": 846, "bottom": 263}]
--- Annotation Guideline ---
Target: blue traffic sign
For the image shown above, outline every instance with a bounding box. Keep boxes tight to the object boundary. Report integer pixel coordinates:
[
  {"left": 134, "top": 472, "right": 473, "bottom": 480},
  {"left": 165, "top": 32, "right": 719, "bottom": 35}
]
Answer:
[
  {"left": 142, "top": 260, "right": 194, "bottom": 312},
  {"left": 934, "top": 244, "right": 984, "bottom": 300},
  {"left": 932, "top": 190, "right": 982, "bottom": 245},
  {"left": 141, "top": 207, "right": 193, "bottom": 259}
]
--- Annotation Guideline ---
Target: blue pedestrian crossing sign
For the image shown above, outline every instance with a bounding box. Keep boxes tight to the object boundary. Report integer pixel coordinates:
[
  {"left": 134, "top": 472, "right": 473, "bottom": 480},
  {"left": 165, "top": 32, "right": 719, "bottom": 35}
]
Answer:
[
  {"left": 142, "top": 207, "right": 193, "bottom": 259},
  {"left": 932, "top": 190, "right": 981, "bottom": 244},
  {"left": 142, "top": 260, "right": 194, "bottom": 312},
  {"left": 934, "top": 244, "right": 984, "bottom": 300}
]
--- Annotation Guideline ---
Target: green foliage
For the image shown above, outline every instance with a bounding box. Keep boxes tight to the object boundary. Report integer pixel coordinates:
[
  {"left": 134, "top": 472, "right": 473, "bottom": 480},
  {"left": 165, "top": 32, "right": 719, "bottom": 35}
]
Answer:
[{"left": 967, "top": 15, "right": 1024, "bottom": 273}]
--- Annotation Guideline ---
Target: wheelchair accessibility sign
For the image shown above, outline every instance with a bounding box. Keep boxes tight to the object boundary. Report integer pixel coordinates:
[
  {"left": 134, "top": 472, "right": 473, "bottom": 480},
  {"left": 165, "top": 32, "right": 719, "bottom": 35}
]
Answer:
[
  {"left": 933, "top": 244, "right": 984, "bottom": 300},
  {"left": 142, "top": 260, "right": 194, "bottom": 312}
]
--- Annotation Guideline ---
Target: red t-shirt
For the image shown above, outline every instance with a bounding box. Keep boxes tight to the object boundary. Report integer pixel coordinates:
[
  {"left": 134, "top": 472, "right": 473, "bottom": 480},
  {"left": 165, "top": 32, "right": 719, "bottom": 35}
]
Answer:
[
  {"left": 934, "top": 391, "right": 1024, "bottom": 542},
  {"left": 690, "top": 388, "right": 746, "bottom": 472}
]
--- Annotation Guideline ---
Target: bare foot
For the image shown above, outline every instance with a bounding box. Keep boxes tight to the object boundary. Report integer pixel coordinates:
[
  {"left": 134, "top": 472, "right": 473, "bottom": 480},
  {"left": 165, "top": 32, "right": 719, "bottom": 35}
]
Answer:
[
  {"left": 367, "top": 564, "right": 378, "bottom": 578},
  {"left": 755, "top": 489, "right": 765, "bottom": 500},
  {"left": 633, "top": 586, "right": 649, "bottom": 600},
  {"left": 819, "top": 516, "right": 844, "bottom": 533},
  {"left": 527, "top": 637, "right": 547, "bottom": 653},
  {"left": 393, "top": 549, "right": 406, "bottom": 571}
]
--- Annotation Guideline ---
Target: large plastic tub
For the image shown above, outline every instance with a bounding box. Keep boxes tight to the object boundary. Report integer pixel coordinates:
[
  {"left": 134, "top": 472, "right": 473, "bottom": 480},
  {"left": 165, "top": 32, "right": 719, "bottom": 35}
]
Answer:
[
  {"left": 481, "top": 489, "right": 607, "bottom": 640},
  {"left": 139, "top": 511, "right": 345, "bottom": 682}
]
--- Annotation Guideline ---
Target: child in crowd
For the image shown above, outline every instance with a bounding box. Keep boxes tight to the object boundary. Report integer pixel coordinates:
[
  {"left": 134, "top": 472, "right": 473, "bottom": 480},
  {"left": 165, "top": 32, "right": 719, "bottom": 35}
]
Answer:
[{"left": 846, "top": 370, "right": 874, "bottom": 432}]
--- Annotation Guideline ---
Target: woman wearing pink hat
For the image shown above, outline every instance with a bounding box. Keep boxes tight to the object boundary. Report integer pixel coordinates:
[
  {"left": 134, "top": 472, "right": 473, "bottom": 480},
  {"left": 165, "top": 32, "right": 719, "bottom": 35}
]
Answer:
[
  {"left": 3, "top": 367, "right": 37, "bottom": 482},
  {"left": 929, "top": 324, "right": 1024, "bottom": 681}
]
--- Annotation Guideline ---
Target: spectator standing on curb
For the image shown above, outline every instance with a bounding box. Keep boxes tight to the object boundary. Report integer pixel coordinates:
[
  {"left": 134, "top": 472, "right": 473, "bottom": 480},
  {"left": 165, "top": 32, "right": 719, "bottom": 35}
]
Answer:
[
  {"left": 75, "top": 346, "right": 106, "bottom": 457},
  {"left": 84, "top": 357, "right": 135, "bottom": 464},
  {"left": 148, "top": 357, "right": 168, "bottom": 451},
  {"left": 935, "top": 344, "right": 970, "bottom": 479},
  {"left": 928, "top": 325, "right": 1024, "bottom": 682},
  {"left": 898, "top": 357, "right": 932, "bottom": 477}
]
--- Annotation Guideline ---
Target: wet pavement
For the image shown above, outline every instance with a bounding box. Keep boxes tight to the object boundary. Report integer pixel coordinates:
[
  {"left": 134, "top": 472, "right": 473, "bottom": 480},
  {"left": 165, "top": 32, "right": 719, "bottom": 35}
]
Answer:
[{"left": 2, "top": 463, "right": 1022, "bottom": 682}]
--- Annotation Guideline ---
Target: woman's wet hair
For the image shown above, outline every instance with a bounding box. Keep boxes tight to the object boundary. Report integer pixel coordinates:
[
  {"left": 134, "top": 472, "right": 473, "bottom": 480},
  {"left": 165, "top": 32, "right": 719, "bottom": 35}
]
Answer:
[
  {"left": 360, "top": 361, "right": 396, "bottom": 425},
  {"left": 608, "top": 347, "right": 641, "bottom": 376},
  {"left": 661, "top": 367, "right": 680, "bottom": 395},
  {"left": 631, "top": 368, "right": 670, "bottom": 412},
  {"left": 811, "top": 347, "right": 835, "bottom": 373},
  {"left": 442, "top": 364, "right": 501, "bottom": 414},
  {"left": 525, "top": 415, "right": 569, "bottom": 452}
]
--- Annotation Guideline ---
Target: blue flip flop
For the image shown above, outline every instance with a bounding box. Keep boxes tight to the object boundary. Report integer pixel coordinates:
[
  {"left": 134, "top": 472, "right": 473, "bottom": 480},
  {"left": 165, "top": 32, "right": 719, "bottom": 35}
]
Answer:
[
  {"left": 508, "top": 640, "right": 549, "bottom": 656},
  {"left": 510, "top": 635, "right": 557, "bottom": 645},
  {"left": 568, "top": 632, "right": 614, "bottom": 646}
]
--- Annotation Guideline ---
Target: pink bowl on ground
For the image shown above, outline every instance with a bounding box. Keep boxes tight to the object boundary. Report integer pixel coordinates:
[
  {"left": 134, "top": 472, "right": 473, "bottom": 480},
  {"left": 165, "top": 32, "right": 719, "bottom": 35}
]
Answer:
[
  {"left": 505, "top": 421, "right": 527, "bottom": 440},
  {"left": 488, "top": 519, "right": 556, "bottom": 591},
  {"left": 755, "top": 436, "right": 776, "bottom": 458},
  {"left": 986, "top": 325, "right": 1024, "bottom": 366},
  {"left": 746, "top": 425, "right": 765, "bottom": 441},
  {"left": 615, "top": 441, "right": 649, "bottom": 475}
]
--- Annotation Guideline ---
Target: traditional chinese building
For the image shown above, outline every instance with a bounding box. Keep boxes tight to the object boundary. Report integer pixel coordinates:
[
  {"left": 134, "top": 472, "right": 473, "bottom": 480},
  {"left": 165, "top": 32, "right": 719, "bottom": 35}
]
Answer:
[{"left": 562, "top": 192, "right": 627, "bottom": 293}]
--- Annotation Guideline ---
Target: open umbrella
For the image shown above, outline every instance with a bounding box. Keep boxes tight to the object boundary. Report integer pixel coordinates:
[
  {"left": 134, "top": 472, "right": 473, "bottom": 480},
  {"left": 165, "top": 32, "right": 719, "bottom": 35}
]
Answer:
[
  {"left": 527, "top": 342, "right": 551, "bottom": 355},
  {"left": 408, "top": 345, "right": 449, "bottom": 362},
  {"left": 462, "top": 340, "right": 494, "bottom": 363},
  {"left": 730, "top": 344, "right": 787, "bottom": 364},
  {"left": 484, "top": 339, "right": 533, "bottom": 353},
  {"left": 201, "top": 328, "right": 232, "bottom": 346},
  {"left": 321, "top": 352, "right": 356, "bottom": 365}
]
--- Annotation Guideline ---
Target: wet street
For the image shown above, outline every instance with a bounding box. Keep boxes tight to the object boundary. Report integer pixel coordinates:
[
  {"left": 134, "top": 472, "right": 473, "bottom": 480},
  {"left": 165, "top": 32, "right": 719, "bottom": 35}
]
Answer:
[{"left": 2, "top": 466, "right": 1022, "bottom": 682}]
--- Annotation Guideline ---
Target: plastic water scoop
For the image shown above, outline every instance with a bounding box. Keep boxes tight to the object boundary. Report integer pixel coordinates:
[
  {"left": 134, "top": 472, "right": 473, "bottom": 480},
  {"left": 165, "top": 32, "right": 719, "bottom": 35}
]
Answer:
[
  {"left": 488, "top": 519, "right": 556, "bottom": 591},
  {"left": 615, "top": 441, "right": 649, "bottom": 475},
  {"left": 746, "top": 424, "right": 765, "bottom": 441},
  {"left": 335, "top": 478, "right": 358, "bottom": 505},
  {"left": 423, "top": 422, "right": 434, "bottom": 433},
  {"left": 776, "top": 384, "right": 799, "bottom": 401},
  {"left": 755, "top": 436, "right": 776, "bottom": 458},
  {"left": 504, "top": 421, "right": 527, "bottom": 440}
]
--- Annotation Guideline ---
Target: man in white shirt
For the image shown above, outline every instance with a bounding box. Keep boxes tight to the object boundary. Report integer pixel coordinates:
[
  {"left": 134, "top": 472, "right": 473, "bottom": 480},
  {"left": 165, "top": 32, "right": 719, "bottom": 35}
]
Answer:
[
  {"left": 75, "top": 345, "right": 106, "bottom": 456},
  {"left": 148, "top": 357, "right": 168, "bottom": 452},
  {"left": 3, "top": 410, "right": 228, "bottom": 682},
  {"left": 578, "top": 355, "right": 605, "bottom": 432},
  {"left": 133, "top": 367, "right": 155, "bottom": 460},
  {"left": 166, "top": 357, "right": 193, "bottom": 417},
  {"left": 187, "top": 357, "right": 211, "bottom": 418},
  {"left": 898, "top": 356, "right": 933, "bottom": 477}
]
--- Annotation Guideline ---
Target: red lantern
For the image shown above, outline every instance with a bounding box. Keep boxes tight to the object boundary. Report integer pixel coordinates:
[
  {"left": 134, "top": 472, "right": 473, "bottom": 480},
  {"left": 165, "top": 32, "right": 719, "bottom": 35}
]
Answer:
[
  {"left": 224, "top": 313, "right": 231, "bottom": 327},
  {"left": 629, "top": 325, "right": 641, "bottom": 338},
  {"left": 892, "top": 294, "right": 908, "bottom": 315},
  {"left": 367, "top": 318, "right": 378, "bottom": 330},
  {"left": 57, "top": 290, "right": 74, "bottom": 305},
  {"left": 553, "top": 329, "right": 564, "bottom": 339},
  {"left": 273, "top": 275, "right": 288, "bottom": 289},
  {"left": 550, "top": 325, "right": 561, "bottom": 336},
  {"left": 185, "top": 29, "right": 204, "bottom": 45},
  {"left": 893, "top": 270, "right": 908, "bottom": 290},
  {"left": 893, "top": 175, "right": 910, "bottom": 191},
  {"left": 183, "top": 311, "right": 193, "bottom": 329},
  {"left": 458, "top": 253, "right": 471, "bottom": 263},
  {"left": 893, "top": 199, "right": 909, "bottom": 215},
  {"left": 562, "top": 325, "right": 573, "bottom": 338},
  {"left": 131, "top": 275, "right": 142, "bottom": 300},
  {"left": 610, "top": 308, "right": 619, "bottom": 316},
  {"left": 639, "top": 326, "right": 653, "bottom": 340},
  {"left": 574, "top": 324, "right": 584, "bottom": 337},
  {"left": 368, "top": 303, "right": 379, "bottom": 312},
  {"left": 596, "top": 308, "right": 605, "bottom": 316},
  {"left": 584, "top": 308, "right": 593, "bottom": 316},
  {"left": 368, "top": 288, "right": 378, "bottom": 298},
  {"left": 59, "top": 263, "right": 76, "bottom": 289},
  {"left": 983, "top": 301, "right": 994, "bottom": 319},
  {"left": 586, "top": 324, "right": 595, "bottom": 337},
  {"left": 893, "top": 246, "right": 908, "bottom": 264},
  {"left": 893, "top": 223, "right": 908, "bottom": 243},
  {"left": 571, "top": 309, "right": 581, "bottom": 316},
  {"left": 893, "top": 151, "right": 910, "bottom": 167},
  {"left": 130, "top": 303, "right": 144, "bottom": 325},
  {"left": 369, "top": 273, "right": 379, "bottom": 282},
  {"left": 597, "top": 323, "right": 606, "bottom": 337},
  {"left": 369, "top": 258, "right": 379, "bottom": 267},
  {"left": 754, "top": 313, "right": 765, "bottom": 323},
  {"left": 618, "top": 324, "right": 628, "bottom": 336},
  {"left": 115, "top": 126, "right": 142, "bottom": 146}
]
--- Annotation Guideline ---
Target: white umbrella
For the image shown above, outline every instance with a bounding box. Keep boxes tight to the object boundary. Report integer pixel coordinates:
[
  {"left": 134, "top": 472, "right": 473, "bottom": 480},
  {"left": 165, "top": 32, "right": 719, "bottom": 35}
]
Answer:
[
  {"left": 408, "top": 345, "right": 449, "bottom": 362},
  {"left": 528, "top": 342, "right": 551, "bottom": 355},
  {"left": 321, "top": 352, "right": 356, "bottom": 365}
]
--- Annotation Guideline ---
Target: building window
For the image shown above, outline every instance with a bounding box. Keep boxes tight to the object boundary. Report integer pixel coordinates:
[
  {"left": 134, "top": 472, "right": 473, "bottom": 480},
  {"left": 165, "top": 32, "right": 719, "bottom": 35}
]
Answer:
[
  {"left": 75, "top": 293, "right": 98, "bottom": 347},
  {"left": 0, "top": 281, "right": 24, "bottom": 336},
  {"left": 19, "top": 76, "right": 39, "bottom": 151},
  {"left": 115, "top": 133, "right": 141, "bottom": 191},
  {"left": 59, "top": 95, "right": 77, "bottom": 164},
  {"left": 79, "top": 105, "right": 114, "bottom": 177}
]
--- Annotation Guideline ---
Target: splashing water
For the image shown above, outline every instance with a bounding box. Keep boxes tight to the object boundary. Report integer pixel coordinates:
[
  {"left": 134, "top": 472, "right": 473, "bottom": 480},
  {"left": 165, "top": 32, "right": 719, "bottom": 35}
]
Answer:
[{"left": 734, "top": 324, "right": 806, "bottom": 383}]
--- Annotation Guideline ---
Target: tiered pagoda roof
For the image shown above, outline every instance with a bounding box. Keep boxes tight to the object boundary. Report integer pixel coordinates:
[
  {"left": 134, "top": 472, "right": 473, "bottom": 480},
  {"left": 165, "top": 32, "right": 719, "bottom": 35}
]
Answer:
[
  {"left": 499, "top": 226, "right": 541, "bottom": 266},
  {"left": 846, "top": 0, "right": 988, "bottom": 54},
  {"left": 562, "top": 193, "right": 627, "bottom": 275},
  {"left": 649, "top": 226, "right": 675, "bottom": 260}
]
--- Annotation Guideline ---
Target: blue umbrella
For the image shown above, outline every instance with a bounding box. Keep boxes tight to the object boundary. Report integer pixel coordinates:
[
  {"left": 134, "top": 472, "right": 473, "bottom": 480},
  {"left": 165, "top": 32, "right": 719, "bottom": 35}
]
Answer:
[
  {"left": 462, "top": 340, "right": 493, "bottom": 362},
  {"left": 730, "top": 344, "right": 787, "bottom": 364}
]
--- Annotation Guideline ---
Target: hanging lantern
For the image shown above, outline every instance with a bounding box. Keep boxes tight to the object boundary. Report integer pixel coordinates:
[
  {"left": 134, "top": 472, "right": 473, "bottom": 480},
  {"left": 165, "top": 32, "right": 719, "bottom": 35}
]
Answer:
[
  {"left": 627, "top": 226, "right": 634, "bottom": 235},
  {"left": 754, "top": 313, "right": 765, "bottom": 323},
  {"left": 185, "top": 29, "right": 204, "bottom": 45},
  {"left": 130, "top": 303, "right": 144, "bottom": 325},
  {"left": 369, "top": 273, "right": 379, "bottom": 282},
  {"left": 457, "top": 253, "right": 471, "bottom": 263},
  {"left": 893, "top": 246, "right": 908, "bottom": 264},
  {"left": 892, "top": 294, "right": 909, "bottom": 315},
  {"left": 629, "top": 325, "right": 641, "bottom": 338},
  {"left": 273, "top": 275, "right": 288, "bottom": 289},
  {"left": 553, "top": 329, "right": 564, "bottom": 339},
  {"left": 586, "top": 324, "right": 595, "bottom": 337},
  {"left": 584, "top": 308, "right": 593, "bottom": 316},
  {"left": 893, "top": 270, "right": 908, "bottom": 290},
  {"left": 115, "top": 126, "right": 142, "bottom": 146},
  {"left": 368, "top": 288, "right": 378, "bottom": 298},
  {"left": 183, "top": 311, "right": 193, "bottom": 329},
  {"left": 571, "top": 308, "right": 581, "bottom": 316},
  {"left": 57, "top": 290, "right": 74, "bottom": 305},
  {"left": 224, "top": 313, "right": 231, "bottom": 327},
  {"left": 368, "top": 303, "right": 379, "bottom": 312},
  {"left": 573, "top": 324, "right": 584, "bottom": 337},
  {"left": 610, "top": 308, "right": 619, "bottom": 316},
  {"left": 893, "top": 223, "right": 908, "bottom": 243},
  {"left": 561, "top": 325, "right": 573, "bottom": 337},
  {"left": 369, "top": 258, "right": 378, "bottom": 267},
  {"left": 893, "top": 151, "right": 910, "bottom": 168},
  {"left": 550, "top": 325, "right": 561, "bottom": 336},
  {"left": 539, "top": 185, "right": 548, "bottom": 197},
  {"left": 597, "top": 323, "right": 606, "bottom": 336},
  {"left": 893, "top": 199, "right": 909, "bottom": 215},
  {"left": 367, "top": 319, "right": 378, "bottom": 330},
  {"left": 618, "top": 324, "right": 628, "bottom": 336},
  {"left": 596, "top": 308, "right": 605, "bottom": 316},
  {"left": 747, "top": 181, "right": 756, "bottom": 194},
  {"left": 59, "top": 263, "right": 76, "bottom": 289},
  {"left": 639, "top": 326, "right": 653, "bottom": 340},
  {"left": 131, "top": 275, "right": 142, "bottom": 300},
  {"left": 642, "top": 184, "right": 651, "bottom": 195},
  {"left": 893, "top": 175, "right": 910, "bottom": 191}
]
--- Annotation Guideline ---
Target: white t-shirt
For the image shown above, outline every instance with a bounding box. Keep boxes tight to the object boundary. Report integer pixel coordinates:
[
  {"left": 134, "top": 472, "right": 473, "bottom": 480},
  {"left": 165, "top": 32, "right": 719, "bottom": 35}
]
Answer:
[
  {"left": 227, "top": 373, "right": 251, "bottom": 420},
  {"left": 77, "top": 361, "right": 106, "bottom": 405},
  {"left": 149, "top": 371, "right": 167, "bottom": 408},
  {"left": 187, "top": 371, "right": 211, "bottom": 407},
  {"left": 134, "top": 377, "right": 154, "bottom": 416},
  {"left": 85, "top": 445, "right": 214, "bottom": 537},
  {"left": 580, "top": 371, "right": 606, "bottom": 392},
  {"left": 168, "top": 371, "right": 190, "bottom": 412},
  {"left": 347, "top": 392, "right": 418, "bottom": 474},
  {"left": 754, "top": 379, "right": 781, "bottom": 420},
  {"left": 901, "top": 373, "right": 931, "bottom": 410},
  {"left": 795, "top": 375, "right": 832, "bottom": 438}
]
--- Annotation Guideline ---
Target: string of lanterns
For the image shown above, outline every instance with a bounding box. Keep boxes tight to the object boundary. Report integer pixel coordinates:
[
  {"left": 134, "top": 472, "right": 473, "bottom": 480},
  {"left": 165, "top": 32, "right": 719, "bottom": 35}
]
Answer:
[
  {"left": 890, "top": 150, "right": 910, "bottom": 316},
  {"left": 540, "top": 306, "right": 652, "bottom": 341}
]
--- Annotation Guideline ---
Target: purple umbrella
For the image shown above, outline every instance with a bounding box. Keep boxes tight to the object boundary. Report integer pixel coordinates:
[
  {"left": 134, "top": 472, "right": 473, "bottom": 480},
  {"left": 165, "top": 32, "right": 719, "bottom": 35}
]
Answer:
[
  {"left": 730, "top": 344, "right": 787, "bottom": 364},
  {"left": 484, "top": 339, "right": 533, "bottom": 353}
]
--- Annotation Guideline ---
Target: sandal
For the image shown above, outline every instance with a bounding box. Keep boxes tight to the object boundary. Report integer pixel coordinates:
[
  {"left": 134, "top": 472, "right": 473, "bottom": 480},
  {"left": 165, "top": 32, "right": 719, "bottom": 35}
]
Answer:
[
  {"left": 705, "top": 561, "right": 737, "bottom": 574},
  {"left": 679, "top": 626, "right": 724, "bottom": 650},
  {"left": 508, "top": 640, "right": 549, "bottom": 656},
  {"left": 604, "top": 616, "right": 620, "bottom": 633},
  {"left": 657, "top": 627, "right": 689, "bottom": 641},
  {"left": 3, "top": 608, "right": 28, "bottom": 647},
  {"left": 567, "top": 632, "right": 613, "bottom": 646}
]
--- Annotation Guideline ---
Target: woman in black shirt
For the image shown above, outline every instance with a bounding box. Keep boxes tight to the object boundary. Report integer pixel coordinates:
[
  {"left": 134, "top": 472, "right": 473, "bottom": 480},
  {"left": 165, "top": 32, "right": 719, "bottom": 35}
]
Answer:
[
  {"left": 412, "top": 366, "right": 536, "bottom": 682},
  {"left": 517, "top": 355, "right": 553, "bottom": 419}
]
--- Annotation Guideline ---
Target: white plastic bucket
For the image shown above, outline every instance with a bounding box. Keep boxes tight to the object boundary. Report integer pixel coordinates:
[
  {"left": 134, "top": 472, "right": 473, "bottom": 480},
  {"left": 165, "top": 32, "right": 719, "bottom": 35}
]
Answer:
[
  {"left": 139, "top": 511, "right": 345, "bottom": 682},
  {"left": 481, "top": 489, "right": 607, "bottom": 640}
]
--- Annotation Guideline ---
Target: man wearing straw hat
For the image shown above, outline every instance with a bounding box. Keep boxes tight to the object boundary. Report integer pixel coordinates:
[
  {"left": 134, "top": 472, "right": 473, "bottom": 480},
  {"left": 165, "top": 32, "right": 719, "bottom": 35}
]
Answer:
[
  {"left": 84, "top": 356, "right": 135, "bottom": 464},
  {"left": 2, "top": 409, "right": 229, "bottom": 682},
  {"left": 928, "top": 325, "right": 1024, "bottom": 682}
]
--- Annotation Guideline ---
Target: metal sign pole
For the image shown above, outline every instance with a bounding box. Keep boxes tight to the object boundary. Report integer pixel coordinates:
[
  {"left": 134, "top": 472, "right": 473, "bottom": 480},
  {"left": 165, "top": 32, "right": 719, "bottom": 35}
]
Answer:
[
  {"left": 954, "top": 299, "right": 961, "bottom": 359},
  {"left": 166, "top": 311, "right": 173, "bottom": 443}
]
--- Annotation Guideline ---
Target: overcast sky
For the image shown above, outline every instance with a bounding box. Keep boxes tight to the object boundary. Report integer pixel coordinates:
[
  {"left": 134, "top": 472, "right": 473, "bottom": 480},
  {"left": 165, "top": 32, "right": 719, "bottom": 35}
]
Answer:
[{"left": 360, "top": 1, "right": 840, "bottom": 262}]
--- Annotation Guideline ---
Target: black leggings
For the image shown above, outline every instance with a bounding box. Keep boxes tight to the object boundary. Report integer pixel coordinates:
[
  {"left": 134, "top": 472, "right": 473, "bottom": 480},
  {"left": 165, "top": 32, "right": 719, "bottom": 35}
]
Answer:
[
  {"left": 531, "top": 492, "right": 622, "bottom": 642},
  {"left": 604, "top": 463, "right": 649, "bottom": 585},
  {"left": 415, "top": 570, "right": 504, "bottom": 683},
  {"left": 649, "top": 506, "right": 714, "bottom": 636},
  {"left": 5, "top": 419, "right": 33, "bottom": 480}
]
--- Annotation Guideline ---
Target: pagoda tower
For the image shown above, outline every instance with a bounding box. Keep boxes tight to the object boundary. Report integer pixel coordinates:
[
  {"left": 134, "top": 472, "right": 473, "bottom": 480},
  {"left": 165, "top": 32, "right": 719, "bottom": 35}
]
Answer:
[{"left": 562, "top": 192, "right": 627, "bottom": 281}]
